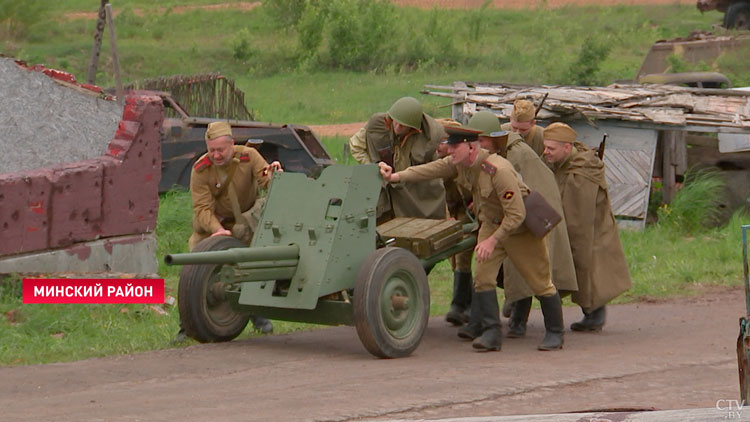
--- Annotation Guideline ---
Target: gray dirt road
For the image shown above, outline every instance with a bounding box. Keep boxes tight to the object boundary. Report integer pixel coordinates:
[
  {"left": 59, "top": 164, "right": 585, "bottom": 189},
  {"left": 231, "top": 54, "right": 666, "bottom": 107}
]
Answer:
[{"left": 0, "top": 286, "right": 744, "bottom": 422}]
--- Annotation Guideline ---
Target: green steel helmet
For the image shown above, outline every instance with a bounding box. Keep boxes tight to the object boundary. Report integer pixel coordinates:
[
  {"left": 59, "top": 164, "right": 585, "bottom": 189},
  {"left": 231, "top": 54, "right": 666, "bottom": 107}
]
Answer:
[
  {"left": 387, "top": 97, "right": 423, "bottom": 130},
  {"left": 468, "top": 111, "right": 502, "bottom": 136}
]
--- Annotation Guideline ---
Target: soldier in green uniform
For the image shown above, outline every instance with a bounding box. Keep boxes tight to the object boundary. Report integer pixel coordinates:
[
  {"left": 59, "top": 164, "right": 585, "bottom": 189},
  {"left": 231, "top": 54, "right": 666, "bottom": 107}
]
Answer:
[
  {"left": 349, "top": 97, "right": 447, "bottom": 221},
  {"left": 379, "top": 125, "right": 565, "bottom": 352},
  {"left": 469, "top": 111, "right": 577, "bottom": 338},
  {"left": 543, "top": 122, "right": 632, "bottom": 332},
  {"left": 183, "top": 121, "right": 282, "bottom": 337},
  {"left": 500, "top": 99, "right": 545, "bottom": 157}
]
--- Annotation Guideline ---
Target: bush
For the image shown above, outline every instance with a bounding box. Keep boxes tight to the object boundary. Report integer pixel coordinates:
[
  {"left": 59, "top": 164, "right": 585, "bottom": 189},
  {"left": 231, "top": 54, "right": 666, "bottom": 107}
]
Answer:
[
  {"left": 657, "top": 168, "right": 726, "bottom": 233},
  {"left": 565, "top": 35, "right": 612, "bottom": 86}
]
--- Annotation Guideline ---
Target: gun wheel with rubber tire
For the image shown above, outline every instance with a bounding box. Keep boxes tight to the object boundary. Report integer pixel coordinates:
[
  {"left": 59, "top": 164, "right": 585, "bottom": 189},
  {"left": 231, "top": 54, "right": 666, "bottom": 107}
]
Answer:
[
  {"left": 725, "top": 2, "right": 750, "bottom": 29},
  {"left": 178, "top": 236, "right": 250, "bottom": 343},
  {"left": 353, "top": 247, "right": 430, "bottom": 359}
]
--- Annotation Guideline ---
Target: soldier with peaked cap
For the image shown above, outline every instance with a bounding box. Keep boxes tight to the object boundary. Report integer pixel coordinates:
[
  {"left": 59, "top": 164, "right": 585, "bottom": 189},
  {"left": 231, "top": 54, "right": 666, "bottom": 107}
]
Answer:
[
  {"left": 181, "top": 121, "right": 283, "bottom": 338},
  {"left": 543, "top": 122, "right": 631, "bottom": 332},
  {"left": 349, "top": 97, "right": 447, "bottom": 221},
  {"left": 379, "top": 125, "right": 565, "bottom": 352},
  {"left": 501, "top": 99, "right": 545, "bottom": 157},
  {"left": 470, "top": 111, "right": 578, "bottom": 339}
]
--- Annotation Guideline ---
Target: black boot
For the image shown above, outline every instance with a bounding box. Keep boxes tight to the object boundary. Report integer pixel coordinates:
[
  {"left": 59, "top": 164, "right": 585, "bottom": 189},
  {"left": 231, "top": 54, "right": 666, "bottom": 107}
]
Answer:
[
  {"left": 537, "top": 292, "right": 564, "bottom": 350},
  {"left": 570, "top": 306, "right": 606, "bottom": 332},
  {"left": 472, "top": 290, "right": 502, "bottom": 351},
  {"left": 457, "top": 291, "right": 483, "bottom": 340},
  {"left": 507, "top": 297, "right": 532, "bottom": 338},
  {"left": 446, "top": 272, "right": 472, "bottom": 326},
  {"left": 250, "top": 315, "right": 274, "bottom": 334}
]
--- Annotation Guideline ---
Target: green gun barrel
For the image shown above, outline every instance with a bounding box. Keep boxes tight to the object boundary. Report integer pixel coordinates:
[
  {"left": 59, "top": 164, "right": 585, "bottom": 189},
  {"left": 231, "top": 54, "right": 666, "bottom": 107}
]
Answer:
[{"left": 164, "top": 244, "right": 299, "bottom": 266}]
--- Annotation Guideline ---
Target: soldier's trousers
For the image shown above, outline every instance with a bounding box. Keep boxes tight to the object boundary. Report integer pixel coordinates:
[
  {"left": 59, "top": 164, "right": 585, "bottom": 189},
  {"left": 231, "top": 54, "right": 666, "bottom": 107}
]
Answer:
[
  {"left": 450, "top": 232, "right": 475, "bottom": 273},
  {"left": 473, "top": 223, "right": 556, "bottom": 296}
]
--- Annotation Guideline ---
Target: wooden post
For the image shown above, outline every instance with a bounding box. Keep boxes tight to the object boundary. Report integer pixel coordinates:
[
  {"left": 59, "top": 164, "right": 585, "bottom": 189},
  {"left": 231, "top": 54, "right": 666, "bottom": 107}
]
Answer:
[
  {"left": 105, "top": 3, "right": 124, "bottom": 104},
  {"left": 86, "top": 0, "right": 109, "bottom": 85},
  {"left": 662, "top": 130, "right": 677, "bottom": 204}
]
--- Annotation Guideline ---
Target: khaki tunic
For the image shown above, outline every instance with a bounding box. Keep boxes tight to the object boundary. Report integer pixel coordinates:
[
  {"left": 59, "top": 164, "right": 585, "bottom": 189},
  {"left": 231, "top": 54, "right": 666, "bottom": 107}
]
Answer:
[
  {"left": 189, "top": 145, "right": 270, "bottom": 249},
  {"left": 501, "top": 122, "right": 545, "bottom": 157},
  {"left": 349, "top": 112, "right": 446, "bottom": 219},
  {"left": 502, "top": 135, "right": 578, "bottom": 303},
  {"left": 398, "top": 150, "right": 554, "bottom": 295},
  {"left": 552, "top": 145, "right": 632, "bottom": 311}
]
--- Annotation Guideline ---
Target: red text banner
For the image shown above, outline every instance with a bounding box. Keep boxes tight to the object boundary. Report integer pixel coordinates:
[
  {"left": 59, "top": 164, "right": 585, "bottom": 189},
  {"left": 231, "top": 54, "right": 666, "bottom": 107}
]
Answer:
[{"left": 23, "top": 278, "right": 165, "bottom": 304}]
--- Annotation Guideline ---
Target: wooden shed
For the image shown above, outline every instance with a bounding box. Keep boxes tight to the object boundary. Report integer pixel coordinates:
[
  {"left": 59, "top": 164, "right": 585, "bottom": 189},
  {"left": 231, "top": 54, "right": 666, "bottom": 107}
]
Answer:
[{"left": 424, "top": 82, "right": 750, "bottom": 229}]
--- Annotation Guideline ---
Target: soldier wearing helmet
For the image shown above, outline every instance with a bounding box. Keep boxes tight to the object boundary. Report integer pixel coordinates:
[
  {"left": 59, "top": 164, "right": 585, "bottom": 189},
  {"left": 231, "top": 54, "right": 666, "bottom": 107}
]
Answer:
[
  {"left": 501, "top": 99, "right": 545, "bottom": 157},
  {"left": 349, "top": 97, "right": 447, "bottom": 221},
  {"left": 469, "top": 111, "right": 577, "bottom": 343}
]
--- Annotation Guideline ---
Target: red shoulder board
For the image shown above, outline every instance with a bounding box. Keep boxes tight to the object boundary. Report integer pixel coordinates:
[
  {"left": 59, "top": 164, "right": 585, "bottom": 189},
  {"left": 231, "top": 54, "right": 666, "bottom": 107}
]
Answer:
[
  {"left": 193, "top": 156, "right": 212, "bottom": 172},
  {"left": 239, "top": 152, "right": 251, "bottom": 162},
  {"left": 480, "top": 160, "right": 497, "bottom": 175}
]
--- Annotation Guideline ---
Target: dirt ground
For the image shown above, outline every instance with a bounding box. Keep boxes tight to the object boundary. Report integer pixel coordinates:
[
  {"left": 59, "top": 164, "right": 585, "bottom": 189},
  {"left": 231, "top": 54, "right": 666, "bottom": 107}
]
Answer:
[{"left": 0, "top": 285, "right": 744, "bottom": 421}]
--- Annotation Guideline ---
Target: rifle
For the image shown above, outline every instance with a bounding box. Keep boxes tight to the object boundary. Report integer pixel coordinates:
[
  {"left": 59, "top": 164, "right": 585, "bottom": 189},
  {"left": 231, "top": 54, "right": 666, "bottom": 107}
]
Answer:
[
  {"left": 597, "top": 133, "right": 608, "bottom": 160},
  {"left": 534, "top": 92, "right": 549, "bottom": 119}
]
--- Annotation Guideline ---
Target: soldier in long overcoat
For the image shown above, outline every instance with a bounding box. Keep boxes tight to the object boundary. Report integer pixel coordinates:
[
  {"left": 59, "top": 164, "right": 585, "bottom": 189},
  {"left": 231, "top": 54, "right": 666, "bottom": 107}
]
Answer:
[{"left": 543, "top": 122, "right": 632, "bottom": 332}]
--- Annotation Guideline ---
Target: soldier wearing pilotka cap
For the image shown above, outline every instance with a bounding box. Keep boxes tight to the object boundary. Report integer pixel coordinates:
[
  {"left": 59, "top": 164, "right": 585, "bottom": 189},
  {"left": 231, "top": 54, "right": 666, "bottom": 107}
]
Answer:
[
  {"left": 501, "top": 99, "right": 545, "bottom": 157},
  {"left": 177, "top": 121, "right": 283, "bottom": 340},
  {"left": 379, "top": 125, "right": 565, "bottom": 352},
  {"left": 543, "top": 122, "right": 632, "bottom": 332}
]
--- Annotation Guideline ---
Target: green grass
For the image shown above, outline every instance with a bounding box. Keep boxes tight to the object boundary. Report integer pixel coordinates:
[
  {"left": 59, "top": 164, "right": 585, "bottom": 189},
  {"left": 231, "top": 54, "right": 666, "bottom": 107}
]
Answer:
[{"left": 4, "top": 2, "right": 740, "bottom": 125}]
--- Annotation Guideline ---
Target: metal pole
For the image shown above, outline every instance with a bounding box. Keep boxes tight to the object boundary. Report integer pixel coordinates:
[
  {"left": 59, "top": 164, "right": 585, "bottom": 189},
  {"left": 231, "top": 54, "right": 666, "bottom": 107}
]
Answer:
[
  {"left": 104, "top": 4, "right": 124, "bottom": 104},
  {"left": 743, "top": 225, "right": 749, "bottom": 315}
]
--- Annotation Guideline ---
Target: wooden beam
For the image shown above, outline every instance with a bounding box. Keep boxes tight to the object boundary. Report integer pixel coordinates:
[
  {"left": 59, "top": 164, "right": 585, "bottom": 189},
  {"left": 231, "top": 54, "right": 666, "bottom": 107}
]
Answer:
[
  {"left": 661, "top": 130, "right": 677, "bottom": 204},
  {"left": 105, "top": 4, "right": 123, "bottom": 104},
  {"left": 86, "top": 0, "right": 109, "bottom": 85}
]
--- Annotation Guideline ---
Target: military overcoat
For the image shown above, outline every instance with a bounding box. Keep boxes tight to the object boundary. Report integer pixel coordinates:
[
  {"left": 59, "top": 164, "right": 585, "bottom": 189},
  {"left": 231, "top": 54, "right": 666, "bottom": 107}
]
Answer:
[{"left": 552, "top": 145, "right": 631, "bottom": 311}]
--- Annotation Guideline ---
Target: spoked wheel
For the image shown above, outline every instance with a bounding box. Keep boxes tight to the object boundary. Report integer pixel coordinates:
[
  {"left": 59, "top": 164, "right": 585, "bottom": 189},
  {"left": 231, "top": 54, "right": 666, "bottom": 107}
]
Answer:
[
  {"left": 353, "top": 247, "right": 430, "bottom": 358},
  {"left": 177, "top": 236, "right": 250, "bottom": 342}
]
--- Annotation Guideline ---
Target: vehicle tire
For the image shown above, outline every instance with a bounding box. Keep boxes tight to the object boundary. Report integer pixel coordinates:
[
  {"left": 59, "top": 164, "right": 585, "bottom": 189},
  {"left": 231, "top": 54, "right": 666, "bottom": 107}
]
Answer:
[
  {"left": 178, "top": 236, "right": 251, "bottom": 343},
  {"left": 724, "top": 2, "right": 750, "bottom": 29},
  {"left": 353, "top": 247, "right": 430, "bottom": 359}
]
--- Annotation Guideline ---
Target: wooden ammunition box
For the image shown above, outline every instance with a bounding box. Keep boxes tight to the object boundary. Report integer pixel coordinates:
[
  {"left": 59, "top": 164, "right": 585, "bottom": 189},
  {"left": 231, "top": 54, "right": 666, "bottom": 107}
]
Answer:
[{"left": 377, "top": 218, "right": 464, "bottom": 258}]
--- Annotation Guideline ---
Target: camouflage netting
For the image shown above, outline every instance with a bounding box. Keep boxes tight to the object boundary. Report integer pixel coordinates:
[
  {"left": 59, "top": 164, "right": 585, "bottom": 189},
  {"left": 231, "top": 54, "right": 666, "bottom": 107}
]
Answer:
[{"left": 0, "top": 57, "right": 124, "bottom": 174}]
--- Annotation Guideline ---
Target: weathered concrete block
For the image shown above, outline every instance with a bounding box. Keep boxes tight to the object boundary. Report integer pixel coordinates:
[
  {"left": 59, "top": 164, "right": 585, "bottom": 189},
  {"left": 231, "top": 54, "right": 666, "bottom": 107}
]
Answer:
[{"left": 0, "top": 234, "right": 158, "bottom": 274}]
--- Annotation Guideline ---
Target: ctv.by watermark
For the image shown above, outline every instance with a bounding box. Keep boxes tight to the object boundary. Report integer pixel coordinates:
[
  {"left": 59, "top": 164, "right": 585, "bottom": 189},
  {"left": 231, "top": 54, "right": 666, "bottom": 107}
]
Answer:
[{"left": 716, "top": 399, "right": 745, "bottom": 419}]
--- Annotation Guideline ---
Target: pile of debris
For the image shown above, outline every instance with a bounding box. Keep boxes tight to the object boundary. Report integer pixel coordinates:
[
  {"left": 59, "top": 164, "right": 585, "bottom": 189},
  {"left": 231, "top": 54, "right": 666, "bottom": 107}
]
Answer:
[
  {"left": 0, "top": 57, "right": 123, "bottom": 173},
  {"left": 423, "top": 82, "right": 750, "bottom": 130}
]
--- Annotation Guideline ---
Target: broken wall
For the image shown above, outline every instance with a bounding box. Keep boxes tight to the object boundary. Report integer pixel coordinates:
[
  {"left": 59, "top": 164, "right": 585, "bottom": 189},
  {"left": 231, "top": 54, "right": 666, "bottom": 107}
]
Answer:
[{"left": 0, "top": 59, "right": 163, "bottom": 273}]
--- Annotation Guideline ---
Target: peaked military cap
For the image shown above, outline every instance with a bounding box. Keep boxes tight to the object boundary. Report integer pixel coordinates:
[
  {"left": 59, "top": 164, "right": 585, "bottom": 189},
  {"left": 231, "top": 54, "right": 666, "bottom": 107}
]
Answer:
[{"left": 442, "top": 125, "right": 483, "bottom": 145}]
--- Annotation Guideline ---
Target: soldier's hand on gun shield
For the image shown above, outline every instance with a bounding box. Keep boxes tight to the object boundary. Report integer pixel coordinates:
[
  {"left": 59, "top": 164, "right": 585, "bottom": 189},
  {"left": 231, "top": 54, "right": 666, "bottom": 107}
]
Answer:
[
  {"left": 378, "top": 162, "right": 400, "bottom": 183},
  {"left": 264, "top": 161, "right": 283, "bottom": 176}
]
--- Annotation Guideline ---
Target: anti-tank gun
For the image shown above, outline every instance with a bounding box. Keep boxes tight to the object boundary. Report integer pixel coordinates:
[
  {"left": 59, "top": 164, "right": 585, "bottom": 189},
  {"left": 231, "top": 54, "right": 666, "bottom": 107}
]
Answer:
[{"left": 165, "top": 164, "right": 476, "bottom": 358}]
